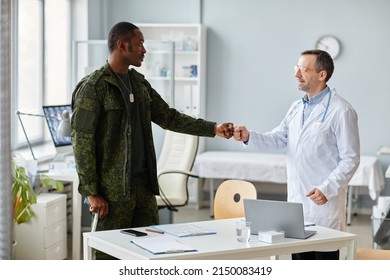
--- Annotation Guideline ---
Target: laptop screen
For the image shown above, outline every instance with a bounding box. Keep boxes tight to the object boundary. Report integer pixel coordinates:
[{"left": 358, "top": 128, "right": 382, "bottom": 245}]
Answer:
[{"left": 244, "top": 199, "right": 316, "bottom": 239}]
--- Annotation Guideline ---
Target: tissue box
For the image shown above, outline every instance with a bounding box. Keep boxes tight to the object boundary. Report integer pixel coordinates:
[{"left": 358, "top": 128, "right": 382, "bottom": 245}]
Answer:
[{"left": 258, "top": 231, "right": 284, "bottom": 243}]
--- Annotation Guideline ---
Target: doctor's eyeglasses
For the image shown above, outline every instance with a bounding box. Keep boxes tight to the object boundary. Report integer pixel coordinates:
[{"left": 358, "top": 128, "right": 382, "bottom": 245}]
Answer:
[{"left": 294, "top": 65, "right": 309, "bottom": 73}]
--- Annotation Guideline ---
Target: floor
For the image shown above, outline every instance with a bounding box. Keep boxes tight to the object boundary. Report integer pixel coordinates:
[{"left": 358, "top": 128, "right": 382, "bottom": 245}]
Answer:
[{"left": 73, "top": 205, "right": 375, "bottom": 260}]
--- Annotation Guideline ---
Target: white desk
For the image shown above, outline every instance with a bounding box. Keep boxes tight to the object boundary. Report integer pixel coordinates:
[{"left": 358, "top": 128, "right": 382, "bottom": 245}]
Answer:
[
  {"left": 83, "top": 218, "right": 356, "bottom": 260},
  {"left": 43, "top": 162, "right": 81, "bottom": 260},
  {"left": 193, "top": 151, "right": 385, "bottom": 222}
]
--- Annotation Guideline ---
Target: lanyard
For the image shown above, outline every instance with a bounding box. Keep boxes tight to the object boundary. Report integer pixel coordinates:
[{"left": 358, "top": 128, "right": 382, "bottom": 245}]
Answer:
[{"left": 320, "top": 88, "right": 332, "bottom": 123}]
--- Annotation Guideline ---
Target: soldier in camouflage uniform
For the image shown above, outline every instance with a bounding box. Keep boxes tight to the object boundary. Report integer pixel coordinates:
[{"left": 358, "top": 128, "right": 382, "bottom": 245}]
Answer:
[{"left": 71, "top": 22, "right": 233, "bottom": 259}]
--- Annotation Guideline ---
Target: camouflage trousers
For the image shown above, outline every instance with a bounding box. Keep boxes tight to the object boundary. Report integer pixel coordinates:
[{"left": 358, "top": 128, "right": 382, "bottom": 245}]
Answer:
[{"left": 93, "top": 184, "right": 159, "bottom": 260}]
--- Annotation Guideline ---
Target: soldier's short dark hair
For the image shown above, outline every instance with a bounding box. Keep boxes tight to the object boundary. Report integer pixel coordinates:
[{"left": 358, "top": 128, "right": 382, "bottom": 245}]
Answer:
[{"left": 108, "top": 22, "right": 139, "bottom": 53}]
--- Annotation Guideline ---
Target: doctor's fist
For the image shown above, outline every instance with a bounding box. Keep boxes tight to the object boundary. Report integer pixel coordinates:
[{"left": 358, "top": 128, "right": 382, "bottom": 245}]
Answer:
[{"left": 234, "top": 125, "right": 249, "bottom": 142}]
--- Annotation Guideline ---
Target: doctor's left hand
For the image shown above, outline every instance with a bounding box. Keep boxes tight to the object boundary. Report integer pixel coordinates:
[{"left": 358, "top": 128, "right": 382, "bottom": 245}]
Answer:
[{"left": 306, "top": 188, "right": 328, "bottom": 205}]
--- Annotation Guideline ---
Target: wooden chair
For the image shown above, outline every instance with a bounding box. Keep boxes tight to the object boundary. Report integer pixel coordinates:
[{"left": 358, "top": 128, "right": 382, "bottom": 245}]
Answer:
[
  {"left": 214, "top": 179, "right": 257, "bottom": 220},
  {"left": 356, "top": 248, "right": 390, "bottom": 260}
]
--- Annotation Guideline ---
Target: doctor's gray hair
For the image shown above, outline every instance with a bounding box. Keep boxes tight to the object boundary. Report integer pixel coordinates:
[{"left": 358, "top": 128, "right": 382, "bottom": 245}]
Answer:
[{"left": 302, "top": 49, "right": 334, "bottom": 82}]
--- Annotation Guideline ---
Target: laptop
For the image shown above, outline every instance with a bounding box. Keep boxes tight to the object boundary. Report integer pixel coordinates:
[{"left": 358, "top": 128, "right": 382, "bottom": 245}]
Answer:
[{"left": 244, "top": 199, "right": 316, "bottom": 239}]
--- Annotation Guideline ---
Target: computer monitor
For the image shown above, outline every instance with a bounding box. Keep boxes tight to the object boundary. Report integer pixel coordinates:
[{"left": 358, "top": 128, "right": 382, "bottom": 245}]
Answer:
[{"left": 42, "top": 104, "right": 73, "bottom": 159}]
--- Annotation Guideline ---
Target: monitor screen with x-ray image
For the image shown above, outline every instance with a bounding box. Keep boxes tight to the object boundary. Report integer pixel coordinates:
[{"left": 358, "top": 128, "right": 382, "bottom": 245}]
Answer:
[{"left": 42, "top": 104, "right": 73, "bottom": 157}]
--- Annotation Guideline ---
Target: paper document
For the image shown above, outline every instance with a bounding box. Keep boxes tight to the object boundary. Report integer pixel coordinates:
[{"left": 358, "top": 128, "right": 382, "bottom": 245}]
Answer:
[
  {"left": 131, "top": 236, "right": 197, "bottom": 254},
  {"left": 151, "top": 223, "right": 216, "bottom": 237}
]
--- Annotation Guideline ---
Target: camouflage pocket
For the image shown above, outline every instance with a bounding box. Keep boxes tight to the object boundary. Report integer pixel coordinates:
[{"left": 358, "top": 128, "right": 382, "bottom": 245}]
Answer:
[{"left": 73, "top": 108, "right": 96, "bottom": 133}]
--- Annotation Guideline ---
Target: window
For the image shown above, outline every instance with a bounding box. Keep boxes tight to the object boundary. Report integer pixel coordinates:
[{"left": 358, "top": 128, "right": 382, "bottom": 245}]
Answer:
[{"left": 13, "top": 0, "right": 71, "bottom": 150}]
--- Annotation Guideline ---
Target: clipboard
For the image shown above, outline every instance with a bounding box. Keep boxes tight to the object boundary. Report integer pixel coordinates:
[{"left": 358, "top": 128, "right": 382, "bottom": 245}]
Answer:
[
  {"left": 131, "top": 236, "right": 197, "bottom": 255},
  {"left": 151, "top": 223, "right": 216, "bottom": 237}
]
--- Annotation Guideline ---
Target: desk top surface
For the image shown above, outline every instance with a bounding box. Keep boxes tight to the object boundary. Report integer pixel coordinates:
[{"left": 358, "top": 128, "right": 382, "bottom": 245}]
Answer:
[{"left": 84, "top": 218, "right": 355, "bottom": 260}]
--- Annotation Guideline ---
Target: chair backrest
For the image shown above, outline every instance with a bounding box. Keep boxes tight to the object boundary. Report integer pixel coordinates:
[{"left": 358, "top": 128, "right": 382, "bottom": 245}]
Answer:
[
  {"left": 356, "top": 248, "right": 390, "bottom": 260},
  {"left": 214, "top": 179, "right": 257, "bottom": 220},
  {"left": 156, "top": 130, "right": 199, "bottom": 207}
]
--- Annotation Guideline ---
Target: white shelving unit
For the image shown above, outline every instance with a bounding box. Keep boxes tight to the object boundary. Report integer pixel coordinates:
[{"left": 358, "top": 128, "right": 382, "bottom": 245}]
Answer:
[
  {"left": 136, "top": 40, "right": 175, "bottom": 107},
  {"left": 136, "top": 24, "right": 207, "bottom": 206},
  {"left": 137, "top": 23, "right": 206, "bottom": 121}
]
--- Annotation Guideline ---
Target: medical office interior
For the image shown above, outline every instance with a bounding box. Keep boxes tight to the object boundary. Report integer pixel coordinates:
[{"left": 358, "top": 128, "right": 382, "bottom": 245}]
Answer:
[{"left": 1, "top": 0, "right": 390, "bottom": 260}]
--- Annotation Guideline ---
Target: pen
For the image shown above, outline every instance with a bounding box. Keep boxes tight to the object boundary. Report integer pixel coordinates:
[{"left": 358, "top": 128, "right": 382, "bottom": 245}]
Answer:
[{"left": 145, "top": 228, "right": 164, "bottom": 234}]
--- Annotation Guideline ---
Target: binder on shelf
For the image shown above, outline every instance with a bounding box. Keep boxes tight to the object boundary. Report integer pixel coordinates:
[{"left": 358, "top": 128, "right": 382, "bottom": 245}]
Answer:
[
  {"left": 150, "top": 223, "right": 216, "bottom": 237},
  {"left": 131, "top": 236, "right": 197, "bottom": 255}
]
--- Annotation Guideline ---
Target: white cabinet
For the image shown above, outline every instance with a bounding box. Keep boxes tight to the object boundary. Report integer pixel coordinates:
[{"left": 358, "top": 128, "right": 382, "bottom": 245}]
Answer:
[
  {"left": 14, "top": 193, "right": 67, "bottom": 260},
  {"left": 137, "top": 23, "right": 206, "bottom": 120}
]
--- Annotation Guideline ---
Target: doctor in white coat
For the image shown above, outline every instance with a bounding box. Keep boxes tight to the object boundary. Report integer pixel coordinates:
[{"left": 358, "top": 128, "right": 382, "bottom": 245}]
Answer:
[{"left": 234, "top": 50, "right": 360, "bottom": 260}]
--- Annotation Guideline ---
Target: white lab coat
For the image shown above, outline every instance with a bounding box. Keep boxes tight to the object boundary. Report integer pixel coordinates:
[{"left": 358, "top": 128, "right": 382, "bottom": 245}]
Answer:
[{"left": 246, "top": 88, "right": 360, "bottom": 231}]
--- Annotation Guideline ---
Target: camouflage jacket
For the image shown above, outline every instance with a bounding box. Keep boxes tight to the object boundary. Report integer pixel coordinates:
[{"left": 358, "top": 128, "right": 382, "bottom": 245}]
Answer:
[{"left": 71, "top": 62, "right": 216, "bottom": 201}]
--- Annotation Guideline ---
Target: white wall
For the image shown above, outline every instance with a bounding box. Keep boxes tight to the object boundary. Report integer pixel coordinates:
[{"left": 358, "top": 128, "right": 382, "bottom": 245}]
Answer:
[
  {"left": 104, "top": 0, "right": 201, "bottom": 26},
  {"left": 203, "top": 0, "right": 390, "bottom": 158},
  {"left": 86, "top": 0, "right": 390, "bottom": 197}
]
